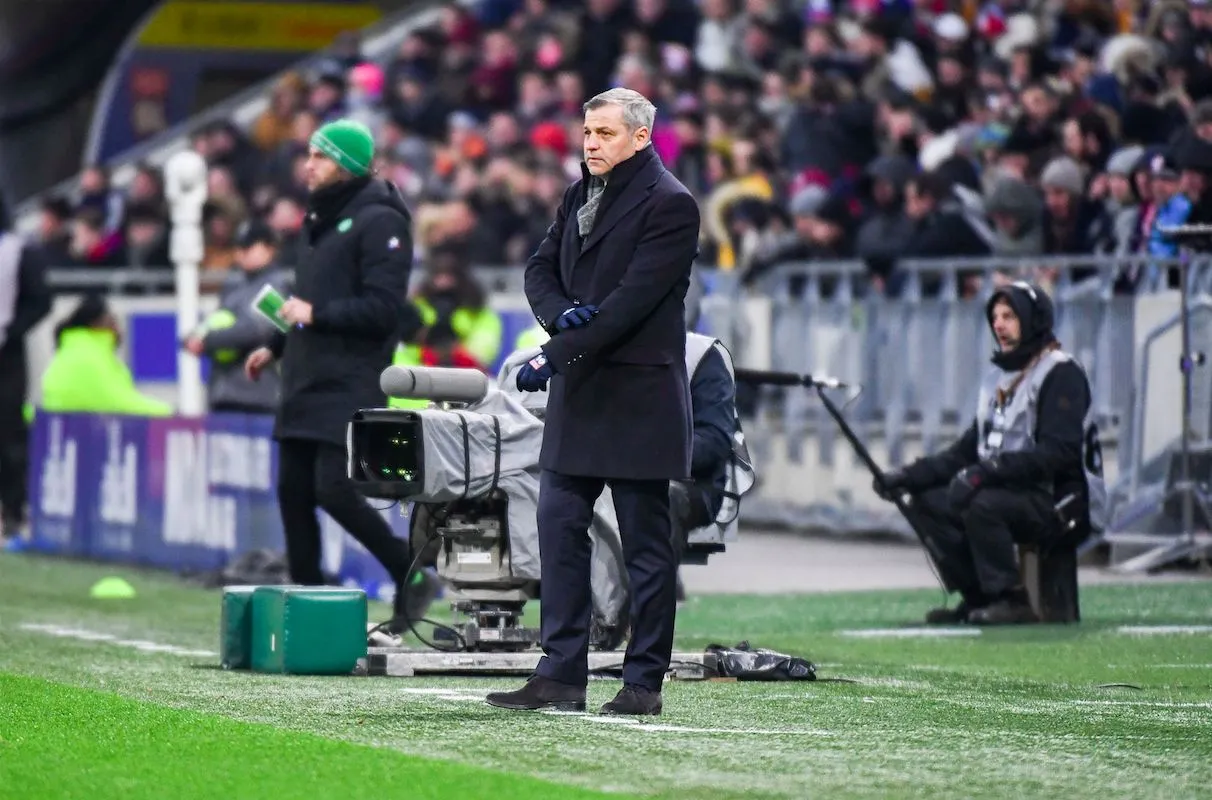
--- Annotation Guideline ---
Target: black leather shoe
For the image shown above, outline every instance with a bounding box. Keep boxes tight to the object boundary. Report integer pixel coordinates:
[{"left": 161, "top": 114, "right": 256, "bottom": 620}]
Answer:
[
  {"left": 486, "top": 676, "right": 586, "bottom": 712},
  {"left": 968, "top": 598, "right": 1038, "bottom": 625},
  {"left": 600, "top": 685, "right": 662, "bottom": 716},
  {"left": 924, "top": 600, "right": 971, "bottom": 625}
]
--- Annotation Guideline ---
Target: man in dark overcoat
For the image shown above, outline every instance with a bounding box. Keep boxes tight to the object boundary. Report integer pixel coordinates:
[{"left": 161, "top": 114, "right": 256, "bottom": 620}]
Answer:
[{"left": 486, "top": 88, "right": 701, "bottom": 717}]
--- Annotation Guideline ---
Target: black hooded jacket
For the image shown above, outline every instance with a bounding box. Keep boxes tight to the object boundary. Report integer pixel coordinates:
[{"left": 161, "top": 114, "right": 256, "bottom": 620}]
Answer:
[
  {"left": 269, "top": 176, "right": 417, "bottom": 445},
  {"left": 901, "top": 282, "right": 1093, "bottom": 494}
]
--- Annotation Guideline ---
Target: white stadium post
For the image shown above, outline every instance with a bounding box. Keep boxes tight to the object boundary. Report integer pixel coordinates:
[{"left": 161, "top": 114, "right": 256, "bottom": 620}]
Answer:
[{"left": 164, "top": 150, "right": 208, "bottom": 416}]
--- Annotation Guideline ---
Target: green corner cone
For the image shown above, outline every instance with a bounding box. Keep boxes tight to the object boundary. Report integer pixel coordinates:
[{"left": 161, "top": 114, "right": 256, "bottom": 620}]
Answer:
[{"left": 90, "top": 577, "right": 136, "bottom": 599}]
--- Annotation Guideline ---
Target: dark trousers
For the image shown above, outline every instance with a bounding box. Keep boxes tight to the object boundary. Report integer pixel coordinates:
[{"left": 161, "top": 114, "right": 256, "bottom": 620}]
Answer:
[
  {"left": 909, "top": 485, "right": 1056, "bottom": 604},
  {"left": 0, "top": 354, "right": 28, "bottom": 528},
  {"left": 535, "top": 470, "right": 678, "bottom": 692},
  {"left": 276, "top": 437, "right": 412, "bottom": 585}
]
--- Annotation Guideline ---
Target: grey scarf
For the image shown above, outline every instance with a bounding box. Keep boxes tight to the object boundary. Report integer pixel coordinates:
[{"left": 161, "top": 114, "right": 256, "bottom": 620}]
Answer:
[
  {"left": 0, "top": 233, "right": 22, "bottom": 350},
  {"left": 577, "top": 176, "right": 607, "bottom": 237}
]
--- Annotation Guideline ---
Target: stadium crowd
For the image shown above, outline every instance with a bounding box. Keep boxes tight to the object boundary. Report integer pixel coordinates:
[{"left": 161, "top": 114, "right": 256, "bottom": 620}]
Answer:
[{"left": 26, "top": 0, "right": 1212, "bottom": 302}]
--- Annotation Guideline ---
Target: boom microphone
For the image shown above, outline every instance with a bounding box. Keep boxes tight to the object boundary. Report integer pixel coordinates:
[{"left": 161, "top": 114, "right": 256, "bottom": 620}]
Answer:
[
  {"left": 734, "top": 368, "right": 849, "bottom": 389},
  {"left": 380, "top": 365, "right": 489, "bottom": 404}
]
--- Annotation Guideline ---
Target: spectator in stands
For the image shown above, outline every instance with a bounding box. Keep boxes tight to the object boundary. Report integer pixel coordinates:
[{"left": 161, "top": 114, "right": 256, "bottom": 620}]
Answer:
[
  {"left": 904, "top": 171, "right": 994, "bottom": 260},
  {"left": 1143, "top": 150, "right": 1191, "bottom": 287},
  {"left": 986, "top": 175, "right": 1046, "bottom": 258},
  {"left": 854, "top": 154, "right": 916, "bottom": 288},
  {"left": 391, "top": 249, "right": 503, "bottom": 409},
  {"left": 122, "top": 203, "right": 171, "bottom": 270},
  {"left": 206, "top": 165, "right": 249, "bottom": 226},
  {"left": 267, "top": 193, "right": 307, "bottom": 267},
  {"left": 251, "top": 72, "right": 308, "bottom": 152},
  {"left": 68, "top": 208, "right": 126, "bottom": 268},
  {"left": 1097, "top": 145, "right": 1146, "bottom": 256},
  {"left": 37, "top": 197, "right": 73, "bottom": 266},
  {"left": 0, "top": 192, "right": 51, "bottom": 539},
  {"left": 127, "top": 164, "right": 166, "bottom": 217},
  {"left": 1038, "top": 155, "right": 1111, "bottom": 255},
  {"left": 40, "top": 0, "right": 1212, "bottom": 296},
  {"left": 187, "top": 221, "right": 291, "bottom": 414},
  {"left": 76, "top": 165, "right": 124, "bottom": 233},
  {"left": 39, "top": 294, "right": 171, "bottom": 417},
  {"left": 201, "top": 203, "right": 239, "bottom": 274},
  {"left": 308, "top": 59, "right": 348, "bottom": 123}
]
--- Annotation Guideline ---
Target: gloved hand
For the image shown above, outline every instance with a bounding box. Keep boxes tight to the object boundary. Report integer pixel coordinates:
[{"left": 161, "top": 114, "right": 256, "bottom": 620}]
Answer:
[
  {"left": 947, "top": 464, "right": 989, "bottom": 510},
  {"left": 557, "top": 305, "right": 598, "bottom": 331},
  {"left": 873, "top": 469, "right": 912, "bottom": 502},
  {"left": 516, "top": 352, "right": 555, "bottom": 392}
]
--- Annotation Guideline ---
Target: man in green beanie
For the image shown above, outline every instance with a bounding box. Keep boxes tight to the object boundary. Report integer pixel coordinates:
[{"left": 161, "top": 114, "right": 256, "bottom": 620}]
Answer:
[{"left": 244, "top": 118, "right": 436, "bottom": 631}]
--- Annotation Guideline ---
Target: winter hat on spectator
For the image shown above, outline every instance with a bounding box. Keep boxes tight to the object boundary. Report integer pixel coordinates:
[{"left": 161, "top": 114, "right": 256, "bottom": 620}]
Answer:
[
  {"left": 1146, "top": 150, "right": 1181, "bottom": 180},
  {"left": 789, "top": 185, "right": 828, "bottom": 217},
  {"left": 1177, "top": 135, "right": 1212, "bottom": 174},
  {"left": 530, "top": 122, "right": 568, "bottom": 158},
  {"left": 1039, "top": 156, "right": 1084, "bottom": 195},
  {"left": 236, "top": 219, "right": 278, "bottom": 249},
  {"left": 986, "top": 177, "right": 1043, "bottom": 223},
  {"left": 310, "top": 119, "right": 374, "bottom": 176},
  {"left": 933, "top": 13, "right": 968, "bottom": 43},
  {"left": 1106, "top": 146, "right": 1145, "bottom": 177},
  {"left": 349, "top": 63, "right": 384, "bottom": 99}
]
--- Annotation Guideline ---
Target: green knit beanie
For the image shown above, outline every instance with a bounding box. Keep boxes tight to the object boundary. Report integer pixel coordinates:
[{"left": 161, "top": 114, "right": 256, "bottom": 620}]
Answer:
[{"left": 310, "top": 119, "right": 375, "bottom": 176}]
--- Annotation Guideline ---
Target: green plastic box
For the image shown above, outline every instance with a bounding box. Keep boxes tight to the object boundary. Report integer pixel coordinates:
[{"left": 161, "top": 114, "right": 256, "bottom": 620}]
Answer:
[
  {"left": 250, "top": 586, "right": 368, "bottom": 675},
  {"left": 219, "top": 585, "right": 261, "bottom": 670}
]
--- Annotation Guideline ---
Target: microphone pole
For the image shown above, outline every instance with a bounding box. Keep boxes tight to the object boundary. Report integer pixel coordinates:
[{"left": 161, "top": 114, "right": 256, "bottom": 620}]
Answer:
[{"left": 734, "top": 368, "right": 951, "bottom": 573}]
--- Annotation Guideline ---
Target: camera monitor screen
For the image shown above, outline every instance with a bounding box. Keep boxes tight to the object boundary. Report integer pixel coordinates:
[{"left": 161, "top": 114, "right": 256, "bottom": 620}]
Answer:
[{"left": 349, "top": 411, "right": 425, "bottom": 498}]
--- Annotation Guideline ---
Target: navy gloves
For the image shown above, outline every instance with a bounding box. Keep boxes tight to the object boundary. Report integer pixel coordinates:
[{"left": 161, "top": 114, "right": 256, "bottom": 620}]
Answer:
[
  {"left": 520, "top": 303, "right": 594, "bottom": 390},
  {"left": 557, "top": 305, "right": 598, "bottom": 330},
  {"left": 517, "top": 352, "right": 555, "bottom": 392}
]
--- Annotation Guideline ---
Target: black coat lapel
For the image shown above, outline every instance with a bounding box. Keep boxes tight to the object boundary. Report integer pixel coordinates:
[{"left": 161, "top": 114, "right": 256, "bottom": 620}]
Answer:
[{"left": 559, "top": 187, "right": 583, "bottom": 289}]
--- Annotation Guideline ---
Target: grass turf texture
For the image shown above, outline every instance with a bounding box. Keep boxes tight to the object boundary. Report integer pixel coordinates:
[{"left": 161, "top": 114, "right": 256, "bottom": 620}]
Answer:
[{"left": 0, "top": 552, "right": 1210, "bottom": 799}]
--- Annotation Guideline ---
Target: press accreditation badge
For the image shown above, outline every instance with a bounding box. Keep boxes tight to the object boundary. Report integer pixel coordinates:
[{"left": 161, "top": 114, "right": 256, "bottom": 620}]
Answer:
[{"left": 986, "top": 406, "right": 1006, "bottom": 451}]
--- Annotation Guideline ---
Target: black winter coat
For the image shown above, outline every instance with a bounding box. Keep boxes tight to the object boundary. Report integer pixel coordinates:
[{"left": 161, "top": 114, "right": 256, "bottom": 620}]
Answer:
[
  {"left": 525, "top": 147, "right": 699, "bottom": 481},
  {"left": 270, "top": 177, "right": 414, "bottom": 445}
]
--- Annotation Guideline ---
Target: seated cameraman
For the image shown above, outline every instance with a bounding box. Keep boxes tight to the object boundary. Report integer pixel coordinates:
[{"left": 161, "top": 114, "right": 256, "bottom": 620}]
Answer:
[
  {"left": 874, "top": 281, "right": 1106, "bottom": 625},
  {"left": 672, "top": 331, "right": 739, "bottom": 601}
]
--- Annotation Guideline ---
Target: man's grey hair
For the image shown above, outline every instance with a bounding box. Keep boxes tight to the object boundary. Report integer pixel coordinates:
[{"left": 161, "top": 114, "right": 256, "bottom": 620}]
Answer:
[{"left": 583, "top": 88, "right": 657, "bottom": 140}]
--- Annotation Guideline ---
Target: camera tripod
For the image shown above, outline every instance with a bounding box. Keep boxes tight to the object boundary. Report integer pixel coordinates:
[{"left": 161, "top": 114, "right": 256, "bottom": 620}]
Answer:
[{"left": 1113, "top": 225, "right": 1212, "bottom": 573}]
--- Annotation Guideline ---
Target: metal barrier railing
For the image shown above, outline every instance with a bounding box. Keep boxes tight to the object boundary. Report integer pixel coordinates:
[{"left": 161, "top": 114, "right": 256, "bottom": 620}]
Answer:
[{"left": 41, "top": 255, "right": 1202, "bottom": 537}]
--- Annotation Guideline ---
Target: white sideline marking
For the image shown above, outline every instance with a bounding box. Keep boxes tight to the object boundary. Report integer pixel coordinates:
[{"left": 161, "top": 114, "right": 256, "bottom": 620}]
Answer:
[
  {"left": 579, "top": 716, "right": 830, "bottom": 736},
  {"left": 839, "top": 627, "right": 981, "bottom": 639},
  {"left": 1115, "top": 625, "right": 1212, "bottom": 636},
  {"left": 19, "top": 623, "right": 217, "bottom": 658},
  {"left": 402, "top": 689, "right": 825, "bottom": 736},
  {"left": 1107, "top": 664, "right": 1212, "bottom": 669},
  {"left": 1072, "top": 700, "right": 1212, "bottom": 709}
]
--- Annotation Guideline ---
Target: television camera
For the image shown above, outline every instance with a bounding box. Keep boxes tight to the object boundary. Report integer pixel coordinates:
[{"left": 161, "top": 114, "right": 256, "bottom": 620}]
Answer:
[{"left": 347, "top": 341, "right": 752, "bottom": 654}]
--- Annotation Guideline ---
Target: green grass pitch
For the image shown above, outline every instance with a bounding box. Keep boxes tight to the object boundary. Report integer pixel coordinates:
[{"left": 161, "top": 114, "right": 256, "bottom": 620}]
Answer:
[{"left": 1, "top": 551, "right": 1211, "bottom": 799}]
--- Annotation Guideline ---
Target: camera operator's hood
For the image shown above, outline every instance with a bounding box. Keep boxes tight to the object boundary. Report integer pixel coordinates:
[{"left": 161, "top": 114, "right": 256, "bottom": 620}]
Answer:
[{"left": 985, "top": 281, "right": 1056, "bottom": 372}]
